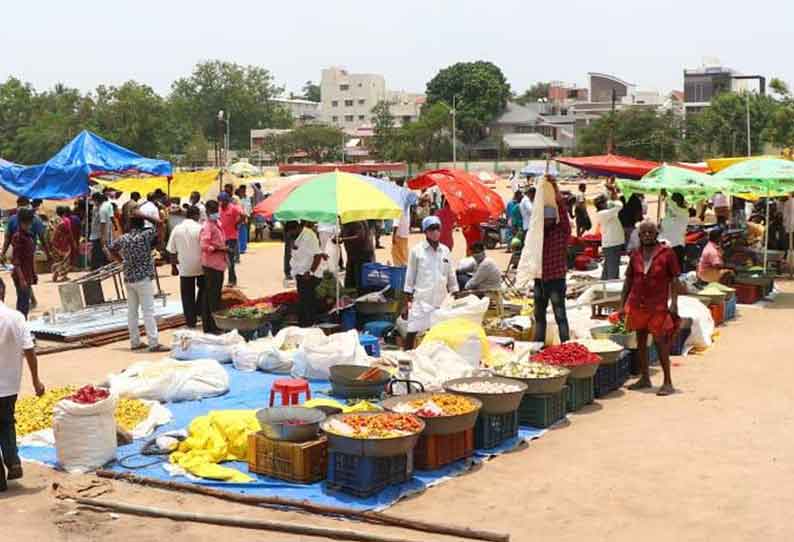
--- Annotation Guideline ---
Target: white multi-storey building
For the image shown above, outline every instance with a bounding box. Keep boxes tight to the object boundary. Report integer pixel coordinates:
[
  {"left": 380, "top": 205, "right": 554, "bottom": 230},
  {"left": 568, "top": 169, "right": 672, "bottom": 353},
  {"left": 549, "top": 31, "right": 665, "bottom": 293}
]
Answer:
[{"left": 320, "top": 66, "right": 423, "bottom": 130}]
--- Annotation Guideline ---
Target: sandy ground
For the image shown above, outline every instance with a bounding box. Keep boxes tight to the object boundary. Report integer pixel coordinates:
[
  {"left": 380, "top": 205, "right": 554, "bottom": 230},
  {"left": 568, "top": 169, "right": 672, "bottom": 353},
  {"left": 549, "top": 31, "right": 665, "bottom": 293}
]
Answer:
[{"left": 3, "top": 180, "right": 793, "bottom": 541}]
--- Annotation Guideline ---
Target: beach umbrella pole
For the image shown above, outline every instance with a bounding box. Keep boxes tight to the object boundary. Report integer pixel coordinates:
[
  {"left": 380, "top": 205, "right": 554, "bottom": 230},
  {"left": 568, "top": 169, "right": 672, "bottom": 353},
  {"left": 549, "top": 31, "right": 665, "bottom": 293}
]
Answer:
[
  {"left": 336, "top": 216, "right": 341, "bottom": 322},
  {"left": 764, "top": 192, "right": 770, "bottom": 273}
]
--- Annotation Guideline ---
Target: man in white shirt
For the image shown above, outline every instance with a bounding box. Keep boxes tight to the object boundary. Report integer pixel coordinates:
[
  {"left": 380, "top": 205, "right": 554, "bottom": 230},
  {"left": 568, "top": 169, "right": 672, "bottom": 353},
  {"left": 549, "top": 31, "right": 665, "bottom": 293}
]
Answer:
[
  {"left": 403, "top": 216, "right": 459, "bottom": 349},
  {"left": 520, "top": 188, "right": 535, "bottom": 233},
  {"left": 166, "top": 206, "right": 204, "bottom": 328},
  {"left": 508, "top": 170, "right": 520, "bottom": 194},
  {"left": 0, "top": 277, "right": 44, "bottom": 486},
  {"left": 595, "top": 186, "right": 624, "bottom": 280},
  {"left": 138, "top": 193, "right": 161, "bottom": 230},
  {"left": 189, "top": 191, "right": 207, "bottom": 222},
  {"left": 660, "top": 192, "right": 689, "bottom": 270},
  {"left": 458, "top": 242, "right": 502, "bottom": 291},
  {"left": 290, "top": 221, "right": 326, "bottom": 327}
]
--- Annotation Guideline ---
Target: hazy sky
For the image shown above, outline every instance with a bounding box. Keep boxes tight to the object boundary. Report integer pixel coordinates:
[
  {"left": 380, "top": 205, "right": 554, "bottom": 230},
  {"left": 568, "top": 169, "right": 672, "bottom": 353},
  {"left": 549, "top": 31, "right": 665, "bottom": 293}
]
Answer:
[{"left": 3, "top": 0, "right": 792, "bottom": 97}]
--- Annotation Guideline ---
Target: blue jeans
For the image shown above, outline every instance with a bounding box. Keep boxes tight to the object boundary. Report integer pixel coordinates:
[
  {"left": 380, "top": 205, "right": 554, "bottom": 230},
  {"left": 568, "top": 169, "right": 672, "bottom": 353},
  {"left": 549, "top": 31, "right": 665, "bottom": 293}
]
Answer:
[
  {"left": 533, "top": 279, "right": 570, "bottom": 343},
  {"left": 13, "top": 280, "right": 31, "bottom": 319}
]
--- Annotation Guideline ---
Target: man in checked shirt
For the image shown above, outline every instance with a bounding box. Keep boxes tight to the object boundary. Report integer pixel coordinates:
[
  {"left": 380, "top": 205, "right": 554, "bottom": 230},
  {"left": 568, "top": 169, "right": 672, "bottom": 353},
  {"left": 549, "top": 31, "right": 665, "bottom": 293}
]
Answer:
[{"left": 532, "top": 176, "right": 571, "bottom": 344}]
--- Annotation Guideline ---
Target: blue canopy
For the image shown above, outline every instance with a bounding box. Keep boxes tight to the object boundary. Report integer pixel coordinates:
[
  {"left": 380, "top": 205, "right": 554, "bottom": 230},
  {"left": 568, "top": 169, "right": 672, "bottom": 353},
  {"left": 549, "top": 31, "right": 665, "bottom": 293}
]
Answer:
[
  {"left": 521, "top": 162, "right": 559, "bottom": 177},
  {"left": 0, "top": 130, "right": 172, "bottom": 200}
]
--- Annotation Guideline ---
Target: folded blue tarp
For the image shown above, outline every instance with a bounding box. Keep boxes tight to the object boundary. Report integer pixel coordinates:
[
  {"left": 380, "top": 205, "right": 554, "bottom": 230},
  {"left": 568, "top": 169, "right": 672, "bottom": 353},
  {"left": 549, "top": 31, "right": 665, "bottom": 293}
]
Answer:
[
  {"left": 19, "top": 365, "right": 547, "bottom": 511},
  {"left": 0, "top": 130, "right": 172, "bottom": 200}
]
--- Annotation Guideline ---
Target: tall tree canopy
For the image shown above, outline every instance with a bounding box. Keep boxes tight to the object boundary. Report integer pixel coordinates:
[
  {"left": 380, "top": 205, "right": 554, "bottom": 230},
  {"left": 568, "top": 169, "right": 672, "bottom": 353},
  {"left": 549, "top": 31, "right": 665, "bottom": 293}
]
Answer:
[{"left": 425, "top": 61, "right": 511, "bottom": 144}]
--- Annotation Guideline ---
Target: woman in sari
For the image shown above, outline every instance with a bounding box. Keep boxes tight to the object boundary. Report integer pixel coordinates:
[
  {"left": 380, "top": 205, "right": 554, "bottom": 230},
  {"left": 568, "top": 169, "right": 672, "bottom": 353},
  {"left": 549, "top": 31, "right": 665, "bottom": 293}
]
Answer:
[{"left": 50, "top": 206, "right": 74, "bottom": 282}]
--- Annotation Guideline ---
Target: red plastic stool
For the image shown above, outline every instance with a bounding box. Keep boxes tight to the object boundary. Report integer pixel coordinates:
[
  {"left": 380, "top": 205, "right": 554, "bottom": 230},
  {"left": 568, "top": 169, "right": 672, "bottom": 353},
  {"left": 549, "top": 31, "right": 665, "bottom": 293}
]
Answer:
[{"left": 269, "top": 378, "right": 311, "bottom": 406}]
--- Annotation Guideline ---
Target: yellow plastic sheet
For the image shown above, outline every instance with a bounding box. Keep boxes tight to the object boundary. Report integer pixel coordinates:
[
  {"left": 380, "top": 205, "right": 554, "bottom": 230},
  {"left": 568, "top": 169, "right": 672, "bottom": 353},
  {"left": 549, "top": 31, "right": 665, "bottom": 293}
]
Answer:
[
  {"left": 169, "top": 409, "right": 260, "bottom": 482},
  {"left": 96, "top": 169, "right": 220, "bottom": 199},
  {"left": 421, "top": 318, "right": 492, "bottom": 363}
]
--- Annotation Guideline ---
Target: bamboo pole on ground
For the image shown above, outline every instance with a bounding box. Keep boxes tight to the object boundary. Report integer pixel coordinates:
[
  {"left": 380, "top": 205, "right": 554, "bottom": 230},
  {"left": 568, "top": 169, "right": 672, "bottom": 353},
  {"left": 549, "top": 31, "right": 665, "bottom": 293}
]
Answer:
[
  {"left": 95, "top": 470, "right": 509, "bottom": 542},
  {"left": 69, "top": 496, "right": 425, "bottom": 542}
]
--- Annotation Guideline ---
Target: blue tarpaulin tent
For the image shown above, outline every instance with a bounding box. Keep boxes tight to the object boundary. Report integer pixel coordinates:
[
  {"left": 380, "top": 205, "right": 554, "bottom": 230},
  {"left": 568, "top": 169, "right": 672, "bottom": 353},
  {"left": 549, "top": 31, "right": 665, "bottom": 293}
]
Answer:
[{"left": 0, "top": 130, "right": 172, "bottom": 200}]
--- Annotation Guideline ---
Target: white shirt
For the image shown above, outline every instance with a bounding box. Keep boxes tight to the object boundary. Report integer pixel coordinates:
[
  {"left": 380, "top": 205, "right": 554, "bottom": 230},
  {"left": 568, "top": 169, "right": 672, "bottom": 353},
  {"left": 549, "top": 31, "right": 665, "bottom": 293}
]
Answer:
[
  {"left": 290, "top": 227, "right": 323, "bottom": 278},
  {"left": 598, "top": 200, "right": 625, "bottom": 249},
  {"left": 465, "top": 258, "right": 502, "bottom": 291},
  {"left": 191, "top": 201, "right": 207, "bottom": 222},
  {"left": 138, "top": 201, "right": 159, "bottom": 229},
  {"left": 520, "top": 196, "right": 533, "bottom": 231},
  {"left": 166, "top": 219, "right": 203, "bottom": 277},
  {"left": 405, "top": 240, "right": 458, "bottom": 306},
  {"left": 0, "top": 301, "right": 35, "bottom": 397},
  {"left": 597, "top": 200, "right": 626, "bottom": 248},
  {"left": 783, "top": 198, "right": 794, "bottom": 234},
  {"left": 660, "top": 202, "right": 688, "bottom": 247},
  {"left": 509, "top": 174, "right": 520, "bottom": 194}
]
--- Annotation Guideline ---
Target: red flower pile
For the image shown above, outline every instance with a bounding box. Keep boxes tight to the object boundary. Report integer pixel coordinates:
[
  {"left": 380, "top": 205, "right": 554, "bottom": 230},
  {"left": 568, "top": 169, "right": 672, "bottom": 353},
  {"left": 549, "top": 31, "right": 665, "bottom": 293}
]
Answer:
[
  {"left": 530, "top": 342, "right": 601, "bottom": 367},
  {"left": 68, "top": 385, "right": 110, "bottom": 405}
]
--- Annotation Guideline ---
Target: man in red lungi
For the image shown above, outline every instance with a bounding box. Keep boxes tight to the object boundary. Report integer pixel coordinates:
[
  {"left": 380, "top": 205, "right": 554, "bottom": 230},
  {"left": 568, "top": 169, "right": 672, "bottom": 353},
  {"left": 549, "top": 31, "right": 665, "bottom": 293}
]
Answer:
[{"left": 620, "top": 221, "right": 681, "bottom": 396}]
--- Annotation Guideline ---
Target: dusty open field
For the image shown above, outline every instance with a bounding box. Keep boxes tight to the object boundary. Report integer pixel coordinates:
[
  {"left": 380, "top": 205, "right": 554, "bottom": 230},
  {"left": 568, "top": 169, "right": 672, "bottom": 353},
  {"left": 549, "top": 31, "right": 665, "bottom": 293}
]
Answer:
[{"left": 3, "top": 181, "right": 792, "bottom": 542}]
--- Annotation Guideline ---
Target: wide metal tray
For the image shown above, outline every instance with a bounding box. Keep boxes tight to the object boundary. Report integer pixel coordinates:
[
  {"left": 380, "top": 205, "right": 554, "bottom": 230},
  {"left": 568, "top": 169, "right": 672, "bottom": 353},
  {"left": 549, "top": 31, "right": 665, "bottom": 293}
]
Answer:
[
  {"left": 442, "top": 377, "right": 527, "bottom": 415},
  {"left": 321, "top": 413, "right": 424, "bottom": 457},
  {"left": 381, "top": 393, "right": 482, "bottom": 435}
]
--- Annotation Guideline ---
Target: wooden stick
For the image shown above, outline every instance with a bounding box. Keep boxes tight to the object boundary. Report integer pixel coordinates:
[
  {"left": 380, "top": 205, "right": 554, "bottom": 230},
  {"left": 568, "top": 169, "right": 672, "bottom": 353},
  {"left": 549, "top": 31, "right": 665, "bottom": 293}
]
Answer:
[
  {"left": 70, "top": 496, "right": 423, "bottom": 542},
  {"left": 95, "top": 470, "right": 509, "bottom": 542}
]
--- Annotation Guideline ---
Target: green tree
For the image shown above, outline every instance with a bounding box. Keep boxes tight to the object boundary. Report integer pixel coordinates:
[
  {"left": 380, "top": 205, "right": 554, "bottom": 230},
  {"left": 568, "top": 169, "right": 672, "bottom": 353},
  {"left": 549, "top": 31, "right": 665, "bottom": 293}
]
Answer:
[
  {"left": 302, "top": 81, "right": 321, "bottom": 102},
  {"left": 184, "top": 129, "right": 211, "bottom": 166},
  {"left": 691, "top": 92, "right": 778, "bottom": 157},
  {"left": 0, "top": 78, "right": 37, "bottom": 159},
  {"left": 425, "top": 61, "right": 511, "bottom": 144},
  {"left": 371, "top": 100, "right": 397, "bottom": 159},
  {"left": 576, "top": 108, "right": 682, "bottom": 161},
  {"left": 169, "top": 60, "right": 292, "bottom": 151},
  {"left": 514, "top": 82, "right": 550, "bottom": 105},
  {"left": 391, "top": 103, "right": 452, "bottom": 167},
  {"left": 259, "top": 132, "right": 297, "bottom": 164},
  {"left": 288, "top": 125, "right": 344, "bottom": 162}
]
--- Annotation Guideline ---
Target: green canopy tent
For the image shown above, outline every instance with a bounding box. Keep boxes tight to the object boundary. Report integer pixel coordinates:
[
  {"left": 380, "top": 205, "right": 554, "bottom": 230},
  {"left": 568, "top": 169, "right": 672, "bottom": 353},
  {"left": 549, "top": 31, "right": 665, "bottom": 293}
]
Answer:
[
  {"left": 715, "top": 158, "right": 794, "bottom": 272},
  {"left": 617, "top": 164, "right": 731, "bottom": 203}
]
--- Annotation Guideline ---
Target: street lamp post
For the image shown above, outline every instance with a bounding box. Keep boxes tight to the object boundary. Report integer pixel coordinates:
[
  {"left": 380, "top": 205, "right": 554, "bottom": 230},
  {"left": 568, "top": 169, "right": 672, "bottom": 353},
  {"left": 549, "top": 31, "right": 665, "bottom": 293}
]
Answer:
[
  {"left": 451, "top": 95, "right": 457, "bottom": 168},
  {"left": 746, "top": 93, "right": 752, "bottom": 157}
]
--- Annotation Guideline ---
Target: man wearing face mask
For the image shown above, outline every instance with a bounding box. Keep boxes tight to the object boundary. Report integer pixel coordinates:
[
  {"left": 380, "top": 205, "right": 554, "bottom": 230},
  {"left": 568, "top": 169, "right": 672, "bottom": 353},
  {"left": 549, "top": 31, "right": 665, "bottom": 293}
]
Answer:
[
  {"left": 457, "top": 242, "right": 502, "bottom": 291},
  {"left": 200, "top": 200, "right": 228, "bottom": 334},
  {"left": 402, "top": 216, "right": 459, "bottom": 349},
  {"left": 620, "top": 221, "right": 681, "bottom": 396}
]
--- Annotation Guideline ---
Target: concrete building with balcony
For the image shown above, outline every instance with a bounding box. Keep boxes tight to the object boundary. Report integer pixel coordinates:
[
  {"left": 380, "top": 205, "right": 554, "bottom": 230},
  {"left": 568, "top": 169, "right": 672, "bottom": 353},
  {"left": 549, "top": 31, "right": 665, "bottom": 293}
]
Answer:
[
  {"left": 320, "top": 66, "right": 424, "bottom": 130},
  {"left": 272, "top": 97, "right": 321, "bottom": 125},
  {"left": 683, "top": 60, "right": 766, "bottom": 116}
]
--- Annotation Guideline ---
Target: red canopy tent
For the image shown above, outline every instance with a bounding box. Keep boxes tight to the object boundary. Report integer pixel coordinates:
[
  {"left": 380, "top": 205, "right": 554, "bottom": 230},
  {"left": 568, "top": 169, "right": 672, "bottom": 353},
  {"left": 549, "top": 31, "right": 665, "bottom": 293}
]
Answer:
[
  {"left": 408, "top": 169, "right": 505, "bottom": 225},
  {"left": 278, "top": 162, "right": 406, "bottom": 175},
  {"left": 556, "top": 154, "right": 709, "bottom": 179}
]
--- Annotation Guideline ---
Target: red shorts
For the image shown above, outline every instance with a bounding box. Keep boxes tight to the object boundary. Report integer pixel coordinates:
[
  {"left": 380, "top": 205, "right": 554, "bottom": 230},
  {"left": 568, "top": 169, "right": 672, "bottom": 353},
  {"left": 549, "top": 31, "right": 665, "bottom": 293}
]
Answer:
[{"left": 625, "top": 306, "right": 679, "bottom": 338}]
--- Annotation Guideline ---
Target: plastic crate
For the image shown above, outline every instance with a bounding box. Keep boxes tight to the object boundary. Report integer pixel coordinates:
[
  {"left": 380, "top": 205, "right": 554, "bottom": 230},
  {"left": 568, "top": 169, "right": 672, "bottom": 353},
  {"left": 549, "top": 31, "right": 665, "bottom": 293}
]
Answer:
[
  {"left": 360, "top": 263, "right": 407, "bottom": 292},
  {"left": 566, "top": 376, "right": 595, "bottom": 412},
  {"left": 671, "top": 327, "right": 692, "bottom": 356},
  {"left": 518, "top": 387, "right": 567, "bottom": 428},
  {"left": 474, "top": 410, "right": 520, "bottom": 450},
  {"left": 724, "top": 295, "right": 737, "bottom": 321},
  {"left": 593, "top": 355, "right": 630, "bottom": 398},
  {"left": 326, "top": 451, "right": 412, "bottom": 498},
  {"left": 734, "top": 283, "right": 761, "bottom": 304},
  {"left": 247, "top": 432, "right": 327, "bottom": 484},
  {"left": 709, "top": 302, "right": 725, "bottom": 326},
  {"left": 414, "top": 428, "right": 474, "bottom": 470}
]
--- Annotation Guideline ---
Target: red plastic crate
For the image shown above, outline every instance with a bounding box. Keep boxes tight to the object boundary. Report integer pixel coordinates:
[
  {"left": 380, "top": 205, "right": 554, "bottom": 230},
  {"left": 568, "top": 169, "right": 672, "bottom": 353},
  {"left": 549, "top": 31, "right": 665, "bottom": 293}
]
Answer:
[
  {"left": 413, "top": 428, "right": 474, "bottom": 470},
  {"left": 709, "top": 302, "right": 725, "bottom": 326},
  {"left": 734, "top": 283, "right": 761, "bottom": 304}
]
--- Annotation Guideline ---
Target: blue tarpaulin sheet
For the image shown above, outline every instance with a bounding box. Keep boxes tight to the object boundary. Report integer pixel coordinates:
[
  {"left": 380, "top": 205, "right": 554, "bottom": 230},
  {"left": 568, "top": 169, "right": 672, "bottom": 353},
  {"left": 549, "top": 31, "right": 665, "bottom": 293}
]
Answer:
[
  {"left": 19, "top": 365, "right": 546, "bottom": 511},
  {"left": 0, "top": 130, "right": 172, "bottom": 200}
]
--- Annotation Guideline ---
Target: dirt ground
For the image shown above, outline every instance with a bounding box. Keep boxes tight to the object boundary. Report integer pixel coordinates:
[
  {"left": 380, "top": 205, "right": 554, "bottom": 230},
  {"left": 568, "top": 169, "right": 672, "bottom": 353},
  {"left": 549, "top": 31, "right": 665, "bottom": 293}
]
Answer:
[{"left": 3, "top": 180, "right": 793, "bottom": 542}]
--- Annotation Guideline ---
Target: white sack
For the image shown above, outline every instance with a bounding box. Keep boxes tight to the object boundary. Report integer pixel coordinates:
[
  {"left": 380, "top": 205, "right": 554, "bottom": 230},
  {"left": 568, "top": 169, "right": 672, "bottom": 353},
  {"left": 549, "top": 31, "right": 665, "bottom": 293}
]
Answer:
[
  {"left": 679, "top": 295, "right": 715, "bottom": 351},
  {"left": 291, "top": 329, "right": 369, "bottom": 380},
  {"left": 108, "top": 358, "right": 230, "bottom": 402},
  {"left": 430, "top": 294, "right": 490, "bottom": 327},
  {"left": 399, "top": 341, "right": 477, "bottom": 391},
  {"left": 53, "top": 394, "right": 118, "bottom": 473},
  {"left": 170, "top": 329, "right": 245, "bottom": 362},
  {"left": 515, "top": 176, "right": 552, "bottom": 289}
]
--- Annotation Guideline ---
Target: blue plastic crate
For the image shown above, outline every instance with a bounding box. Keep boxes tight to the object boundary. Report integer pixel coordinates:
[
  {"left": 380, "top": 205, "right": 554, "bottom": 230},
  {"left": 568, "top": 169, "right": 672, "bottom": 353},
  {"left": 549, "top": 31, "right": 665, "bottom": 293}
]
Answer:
[
  {"left": 326, "top": 451, "right": 412, "bottom": 498},
  {"left": 360, "top": 263, "right": 407, "bottom": 292},
  {"left": 474, "top": 410, "right": 519, "bottom": 449},
  {"left": 566, "top": 376, "right": 595, "bottom": 412},
  {"left": 724, "top": 295, "right": 737, "bottom": 321},
  {"left": 518, "top": 388, "right": 567, "bottom": 428},
  {"left": 593, "top": 356, "right": 628, "bottom": 398}
]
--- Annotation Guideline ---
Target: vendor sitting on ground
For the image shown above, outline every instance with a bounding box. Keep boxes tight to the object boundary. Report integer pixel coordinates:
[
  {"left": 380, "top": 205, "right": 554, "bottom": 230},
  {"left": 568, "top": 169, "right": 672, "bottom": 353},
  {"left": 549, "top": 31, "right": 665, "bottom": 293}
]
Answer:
[
  {"left": 620, "top": 221, "right": 680, "bottom": 396},
  {"left": 456, "top": 242, "right": 502, "bottom": 292},
  {"left": 697, "top": 229, "right": 735, "bottom": 284},
  {"left": 403, "top": 216, "right": 459, "bottom": 350}
]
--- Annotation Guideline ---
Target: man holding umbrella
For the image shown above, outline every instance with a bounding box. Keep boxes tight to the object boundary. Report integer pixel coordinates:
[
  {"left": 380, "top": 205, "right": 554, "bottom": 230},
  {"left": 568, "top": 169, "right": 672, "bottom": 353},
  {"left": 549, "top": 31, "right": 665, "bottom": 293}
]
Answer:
[{"left": 402, "top": 216, "right": 459, "bottom": 349}]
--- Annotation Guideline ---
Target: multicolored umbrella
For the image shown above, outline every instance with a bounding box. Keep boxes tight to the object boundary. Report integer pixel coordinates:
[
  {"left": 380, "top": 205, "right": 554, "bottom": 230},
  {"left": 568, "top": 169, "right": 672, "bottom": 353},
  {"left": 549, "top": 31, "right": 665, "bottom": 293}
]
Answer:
[
  {"left": 407, "top": 169, "right": 505, "bottom": 225},
  {"left": 253, "top": 170, "right": 403, "bottom": 224}
]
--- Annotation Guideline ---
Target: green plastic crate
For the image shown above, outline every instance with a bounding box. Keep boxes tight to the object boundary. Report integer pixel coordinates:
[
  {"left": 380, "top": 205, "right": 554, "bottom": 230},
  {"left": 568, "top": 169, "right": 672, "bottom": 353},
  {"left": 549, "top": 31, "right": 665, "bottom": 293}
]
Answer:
[
  {"left": 566, "top": 376, "right": 594, "bottom": 412},
  {"left": 517, "top": 387, "right": 567, "bottom": 428}
]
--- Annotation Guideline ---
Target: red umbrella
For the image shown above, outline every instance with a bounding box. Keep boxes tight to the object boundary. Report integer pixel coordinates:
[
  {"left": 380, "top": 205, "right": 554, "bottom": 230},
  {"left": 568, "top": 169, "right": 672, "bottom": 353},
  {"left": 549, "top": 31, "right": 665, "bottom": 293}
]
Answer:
[
  {"left": 556, "top": 154, "right": 659, "bottom": 179},
  {"left": 408, "top": 169, "right": 505, "bottom": 225}
]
